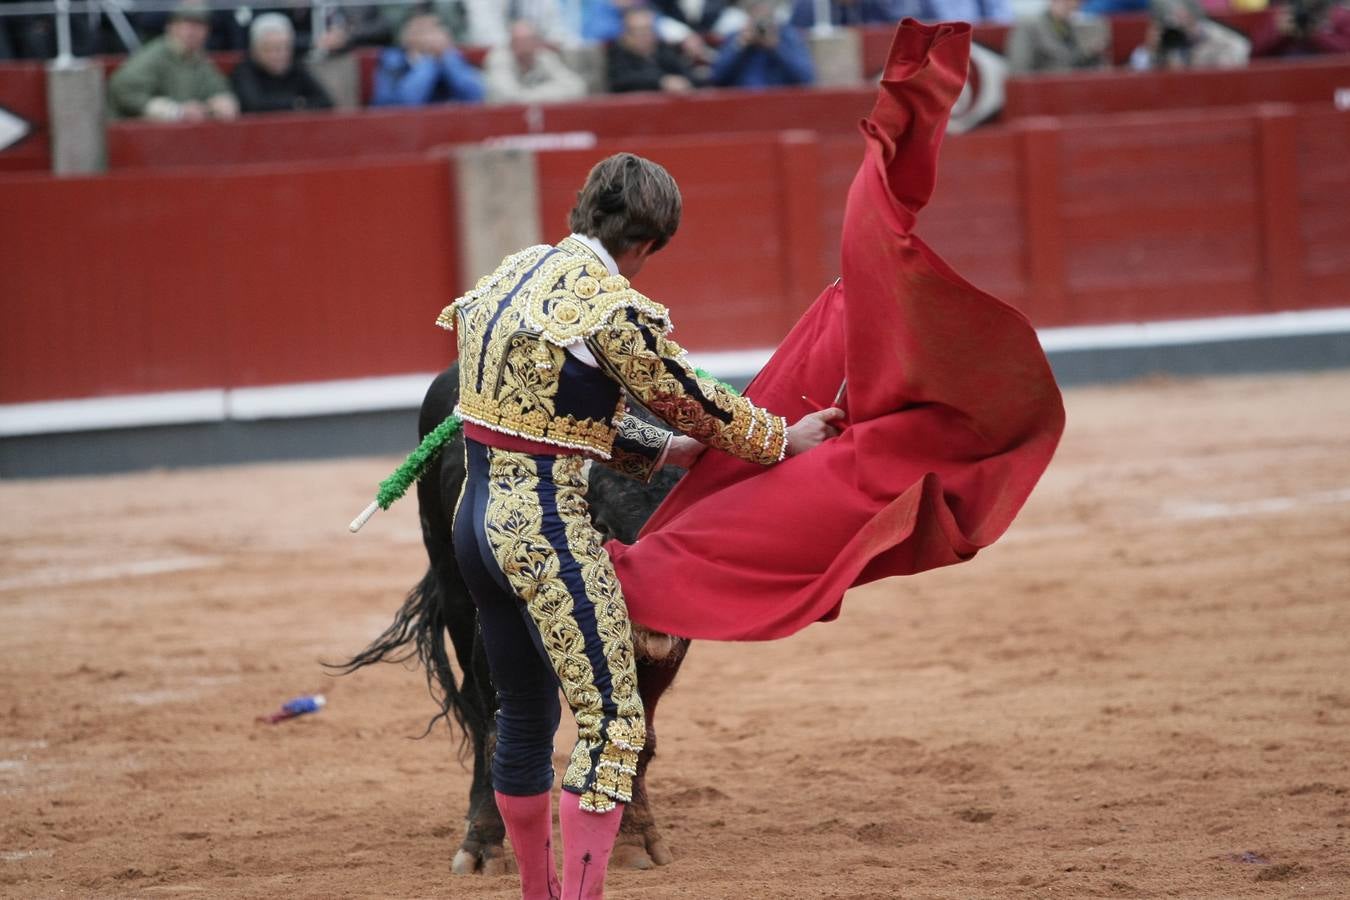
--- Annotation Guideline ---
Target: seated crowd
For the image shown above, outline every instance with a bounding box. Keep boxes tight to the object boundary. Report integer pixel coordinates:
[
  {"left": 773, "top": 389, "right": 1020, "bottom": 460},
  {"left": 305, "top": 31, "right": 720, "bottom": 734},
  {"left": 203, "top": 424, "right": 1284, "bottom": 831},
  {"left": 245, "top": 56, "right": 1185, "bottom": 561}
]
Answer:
[{"left": 6, "top": 0, "right": 1344, "bottom": 121}]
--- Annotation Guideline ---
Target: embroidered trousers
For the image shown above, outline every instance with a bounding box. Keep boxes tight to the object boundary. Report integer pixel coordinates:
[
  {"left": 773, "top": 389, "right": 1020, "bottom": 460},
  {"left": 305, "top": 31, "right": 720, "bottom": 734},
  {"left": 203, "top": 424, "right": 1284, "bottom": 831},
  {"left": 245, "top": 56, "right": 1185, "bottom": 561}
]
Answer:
[{"left": 453, "top": 438, "right": 646, "bottom": 812}]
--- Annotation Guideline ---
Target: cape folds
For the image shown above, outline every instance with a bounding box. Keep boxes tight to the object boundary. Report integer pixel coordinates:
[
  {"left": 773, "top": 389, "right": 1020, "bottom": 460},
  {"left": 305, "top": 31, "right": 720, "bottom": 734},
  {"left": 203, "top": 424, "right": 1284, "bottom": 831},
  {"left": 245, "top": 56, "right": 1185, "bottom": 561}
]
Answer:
[{"left": 605, "top": 19, "right": 1066, "bottom": 641}]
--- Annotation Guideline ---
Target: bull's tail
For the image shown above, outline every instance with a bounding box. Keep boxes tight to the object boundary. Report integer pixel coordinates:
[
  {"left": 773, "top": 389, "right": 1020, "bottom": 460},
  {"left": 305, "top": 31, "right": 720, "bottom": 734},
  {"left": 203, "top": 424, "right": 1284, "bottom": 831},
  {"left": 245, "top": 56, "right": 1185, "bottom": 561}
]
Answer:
[{"left": 327, "top": 567, "right": 473, "bottom": 750}]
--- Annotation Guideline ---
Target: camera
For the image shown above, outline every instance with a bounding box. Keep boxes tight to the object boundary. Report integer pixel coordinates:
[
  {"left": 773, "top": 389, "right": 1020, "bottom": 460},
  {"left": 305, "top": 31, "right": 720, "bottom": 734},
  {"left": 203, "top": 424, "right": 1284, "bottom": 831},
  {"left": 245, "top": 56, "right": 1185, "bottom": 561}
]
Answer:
[
  {"left": 1288, "top": 0, "right": 1328, "bottom": 33},
  {"left": 1158, "top": 25, "right": 1192, "bottom": 52}
]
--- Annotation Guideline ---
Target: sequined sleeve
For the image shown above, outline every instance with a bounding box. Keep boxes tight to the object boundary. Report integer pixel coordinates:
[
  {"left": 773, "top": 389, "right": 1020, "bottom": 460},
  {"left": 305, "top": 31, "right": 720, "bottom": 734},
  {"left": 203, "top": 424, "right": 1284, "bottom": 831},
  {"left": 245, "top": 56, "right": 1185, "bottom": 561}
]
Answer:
[
  {"left": 588, "top": 309, "right": 788, "bottom": 466},
  {"left": 601, "top": 413, "right": 673, "bottom": 483}
]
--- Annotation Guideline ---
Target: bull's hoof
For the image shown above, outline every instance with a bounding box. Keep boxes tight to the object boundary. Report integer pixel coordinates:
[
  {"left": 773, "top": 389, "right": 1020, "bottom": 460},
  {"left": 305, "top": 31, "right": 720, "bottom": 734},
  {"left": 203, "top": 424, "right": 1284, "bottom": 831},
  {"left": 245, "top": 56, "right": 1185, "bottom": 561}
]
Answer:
[
  {"left": 610, "top": 840, "right": 654, "bottom": 871},
  {"left": 451, "top": 842, "right": 514, "bottom": 876},
  {"left": 647, "top": 834, "right": 674, "bottom": 867},
  {"left": 611, "top": 830, "right": 673, "bottom": 870}
]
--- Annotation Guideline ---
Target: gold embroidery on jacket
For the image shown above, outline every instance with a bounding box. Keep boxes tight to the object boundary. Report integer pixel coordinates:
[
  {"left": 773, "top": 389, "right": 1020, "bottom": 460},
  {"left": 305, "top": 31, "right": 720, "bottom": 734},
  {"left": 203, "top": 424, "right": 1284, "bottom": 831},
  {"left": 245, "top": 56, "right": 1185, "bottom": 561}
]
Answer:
[
  {"left": 521, "top": 256, "right": 671, "bottom": 348},
  {"left": 589, "top": 311, "right": 788, "bottom": 466},
  {"left": 438, "top": 241, "right": 784, "bottom": 466},
  {"left": 442, "top": 245, "right": 674, "bottom": 457},
  {"left": 603, "top": 414, "right": 671, "bottom": 483}
]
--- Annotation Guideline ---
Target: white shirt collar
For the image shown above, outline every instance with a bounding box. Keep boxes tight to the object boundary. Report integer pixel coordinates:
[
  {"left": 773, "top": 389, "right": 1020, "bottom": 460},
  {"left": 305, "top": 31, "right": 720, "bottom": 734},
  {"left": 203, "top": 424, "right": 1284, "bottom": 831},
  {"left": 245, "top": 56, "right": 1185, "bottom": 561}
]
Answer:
[{"left": 567, "top": 233, "right": 620, "bottom": 276}]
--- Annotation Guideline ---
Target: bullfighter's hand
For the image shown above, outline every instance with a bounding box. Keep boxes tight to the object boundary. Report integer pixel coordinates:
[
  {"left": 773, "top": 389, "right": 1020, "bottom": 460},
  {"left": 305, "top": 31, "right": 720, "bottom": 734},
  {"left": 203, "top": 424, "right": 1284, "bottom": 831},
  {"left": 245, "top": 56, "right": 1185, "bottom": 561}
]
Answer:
[
  {"left": 664, "top": 435, "right": 707, "bottom": 469},
  {"left": 785, "top": 408, "right": 845, "bottom": 457}
]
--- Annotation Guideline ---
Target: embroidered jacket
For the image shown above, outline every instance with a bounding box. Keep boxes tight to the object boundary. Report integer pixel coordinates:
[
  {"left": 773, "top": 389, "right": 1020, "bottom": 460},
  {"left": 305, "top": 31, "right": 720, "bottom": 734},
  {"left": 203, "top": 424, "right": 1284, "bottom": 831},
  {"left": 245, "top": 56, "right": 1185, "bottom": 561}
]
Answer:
[{"left": 437, "top": 237, "right": 788, "bottom": 481}]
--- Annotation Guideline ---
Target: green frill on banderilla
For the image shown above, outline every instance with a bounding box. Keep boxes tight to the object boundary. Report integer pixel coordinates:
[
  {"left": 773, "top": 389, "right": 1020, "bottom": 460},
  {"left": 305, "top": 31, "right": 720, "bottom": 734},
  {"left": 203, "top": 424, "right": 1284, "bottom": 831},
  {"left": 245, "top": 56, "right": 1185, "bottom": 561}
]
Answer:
[{"left": 348, "top": 368, "right": 740, "bottom": 532}]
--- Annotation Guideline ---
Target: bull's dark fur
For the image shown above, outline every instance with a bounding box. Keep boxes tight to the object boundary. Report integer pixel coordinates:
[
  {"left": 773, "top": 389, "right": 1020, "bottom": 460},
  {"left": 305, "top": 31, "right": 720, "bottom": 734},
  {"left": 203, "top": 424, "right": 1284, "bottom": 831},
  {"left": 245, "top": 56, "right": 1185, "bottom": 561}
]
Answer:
[{"left": 335, "top": 363, "right": 686, "bottom": 872}]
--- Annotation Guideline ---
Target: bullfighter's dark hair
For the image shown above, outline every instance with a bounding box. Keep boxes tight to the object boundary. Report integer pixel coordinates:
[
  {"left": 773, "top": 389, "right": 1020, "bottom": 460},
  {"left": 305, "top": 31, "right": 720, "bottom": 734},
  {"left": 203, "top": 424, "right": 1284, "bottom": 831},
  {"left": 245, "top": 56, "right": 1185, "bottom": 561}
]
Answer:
[{"left": 568, "top": 153, "right": 682, "bottom": 257}]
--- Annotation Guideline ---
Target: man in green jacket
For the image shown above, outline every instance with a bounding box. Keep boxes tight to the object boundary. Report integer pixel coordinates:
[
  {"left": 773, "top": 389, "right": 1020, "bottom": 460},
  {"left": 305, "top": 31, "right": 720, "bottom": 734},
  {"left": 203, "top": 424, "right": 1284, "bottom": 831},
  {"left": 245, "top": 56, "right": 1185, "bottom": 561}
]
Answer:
[{"left": 108, "top": 1, "right": 239, "bottom": 121}]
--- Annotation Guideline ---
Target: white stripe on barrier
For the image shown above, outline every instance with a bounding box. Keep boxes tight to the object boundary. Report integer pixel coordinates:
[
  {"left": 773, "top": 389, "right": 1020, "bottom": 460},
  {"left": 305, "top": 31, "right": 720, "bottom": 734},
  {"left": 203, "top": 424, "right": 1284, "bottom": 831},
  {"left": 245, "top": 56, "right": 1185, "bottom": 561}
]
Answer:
[
  {"left": 685, "top": 348, "right": 775, "bottom": 381},
  {"left": 1038, "top": 307, "right": 1350, "bottom": 352},
  {"left": 2, "top": 308, "right": 1347, "bottom": 438},
  {"left": 227, "top": 373, "right": 437, "bottom": 420},
  {"left": 0, "top": 389, "right": 227, "bottom": 438}
]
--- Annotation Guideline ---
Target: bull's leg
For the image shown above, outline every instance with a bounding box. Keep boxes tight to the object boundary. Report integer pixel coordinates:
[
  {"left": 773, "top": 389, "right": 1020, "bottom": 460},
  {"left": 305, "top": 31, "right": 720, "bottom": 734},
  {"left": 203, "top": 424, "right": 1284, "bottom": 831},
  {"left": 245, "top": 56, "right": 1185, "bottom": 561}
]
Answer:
[
  {"left": 447, "top": 607, "right": 512, "bottom": 875},
  {"left": 612, "top": 633, "right": 690, "bottom": 870},
  {"left": 454, "top": 720, "right": 512, "bottom": 875}
]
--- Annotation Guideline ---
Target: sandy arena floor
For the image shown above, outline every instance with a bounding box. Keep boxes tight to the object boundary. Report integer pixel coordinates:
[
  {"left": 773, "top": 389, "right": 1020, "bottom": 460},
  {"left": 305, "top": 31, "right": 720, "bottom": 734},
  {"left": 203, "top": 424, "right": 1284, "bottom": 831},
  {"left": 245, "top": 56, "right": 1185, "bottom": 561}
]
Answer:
[{"left": 2, "top": 370, "right": 1349, "bottom": 899}]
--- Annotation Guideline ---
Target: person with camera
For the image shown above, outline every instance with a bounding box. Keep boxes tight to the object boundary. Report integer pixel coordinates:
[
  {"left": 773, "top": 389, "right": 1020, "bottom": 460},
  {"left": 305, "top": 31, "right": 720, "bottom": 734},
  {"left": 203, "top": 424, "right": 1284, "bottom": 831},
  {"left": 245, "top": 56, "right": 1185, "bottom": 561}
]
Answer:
[
  {"left": 709, "top": 0, "right": 815, "bottom": 88},
  {"left": 1252, "top": 0, "right": 1350, "bottom": 56},
  {"left": 1129, "top": 0, "right": 1249, "bottom": 69}
]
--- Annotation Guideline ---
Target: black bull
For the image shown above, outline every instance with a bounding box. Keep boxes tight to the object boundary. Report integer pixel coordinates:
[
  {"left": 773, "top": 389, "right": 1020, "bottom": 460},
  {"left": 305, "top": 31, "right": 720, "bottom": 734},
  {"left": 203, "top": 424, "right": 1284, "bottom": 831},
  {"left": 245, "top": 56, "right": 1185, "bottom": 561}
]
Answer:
[{"left": 336, "top": 362, "right": 692, "bottom": 873}]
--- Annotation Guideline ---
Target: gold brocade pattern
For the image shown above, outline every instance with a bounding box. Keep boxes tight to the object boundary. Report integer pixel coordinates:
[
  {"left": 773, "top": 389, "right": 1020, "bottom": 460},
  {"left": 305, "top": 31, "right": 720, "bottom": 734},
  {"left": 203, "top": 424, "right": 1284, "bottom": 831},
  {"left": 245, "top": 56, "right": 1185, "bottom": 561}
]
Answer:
[
  {"left": 519, "top": 255, "right": 671, "bottom": 347},
  {"left": 438, "top": 238, "right": 786, "bottom": 467},
  {"left": 440, "top": 244, "right": 673, "bottom": 459},
  {"left": 590, "top": 312, "right": 788, "bottom": 466},
  {"left": 604, "top": 414, "right": 672, "bottom": 483},
  {"left": 481, "top": 449, "right": 645, "bottom": 812}
]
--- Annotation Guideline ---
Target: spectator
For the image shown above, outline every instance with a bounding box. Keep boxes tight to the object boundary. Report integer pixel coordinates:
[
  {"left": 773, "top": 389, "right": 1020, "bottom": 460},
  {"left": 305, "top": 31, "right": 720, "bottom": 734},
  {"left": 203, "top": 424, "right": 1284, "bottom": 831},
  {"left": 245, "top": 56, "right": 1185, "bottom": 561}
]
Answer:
[
  {"left": 1081, "top": 0, "right": 1149, "bottom": 14},
  {"left": 461, "top": 0, "right": 580, "bottom": 48},
  {"left": 651, "top": 0, "right": 738, "bottom": 35},
  {"left": 1130, "top": 0, "right": 1249, "bottom": 67},
  {"left": 709, "top": 0, "right": 815, "bottom": 87},
  {"left": 484, "top": 20, "right": 588, "bottom": 102},
  {"left": 917, "top": 0, "right": 1013, "bottom": 24},
  {"left": 607, "top": 7, "right": 702, "bottom": 92},
  {"left": 573, "top": 0, "right": 629, "bottom": 43},
  {"left": 372, "top": 10, "right": 485, "bottom": 106},
  {"left": 107, "top": 1, "right": 239, "bottom": 121},
  {"left": 229, "top": 15, "right": 334, "bottom": 113},
  {"left": 315, "top": 4, "right": 396, "bottom": 55},
  {"left": 790, "top": 0, "right": 912, "bottom": 29},
  {"left": 1006, "top": 0, "right": 1112, "bottom": 73},
  {"left": 1251, "top": 0, "right": 1350, "bottom": 55}
]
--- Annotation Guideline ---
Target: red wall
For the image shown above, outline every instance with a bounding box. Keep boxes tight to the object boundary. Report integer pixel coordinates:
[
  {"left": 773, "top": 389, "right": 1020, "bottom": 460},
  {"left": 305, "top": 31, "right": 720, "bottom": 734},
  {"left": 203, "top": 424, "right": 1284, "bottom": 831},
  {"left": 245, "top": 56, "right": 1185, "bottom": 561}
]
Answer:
[
  {"left": 3, "top": 103, "right": 1347, "bottom": 407},
  {"left": 1296, "top": 109, "right": 1350, "bottom": 309},
  {"left": 102, "top": 88, "right": 875, "bottom": 170},
  {"left": 0, "top": 158, "right": 456, "bottom": 403},
  {"left": 1003, "top": 56, "right": 1350, "bottom": 120}
]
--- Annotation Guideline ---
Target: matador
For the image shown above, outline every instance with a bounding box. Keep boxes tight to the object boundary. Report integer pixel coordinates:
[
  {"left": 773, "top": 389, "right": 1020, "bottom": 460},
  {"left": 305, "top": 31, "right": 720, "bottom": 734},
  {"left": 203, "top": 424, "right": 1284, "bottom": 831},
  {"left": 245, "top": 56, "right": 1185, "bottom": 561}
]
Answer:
[{"left": 438, "top": 153, "right": 842, "bottom": 899}]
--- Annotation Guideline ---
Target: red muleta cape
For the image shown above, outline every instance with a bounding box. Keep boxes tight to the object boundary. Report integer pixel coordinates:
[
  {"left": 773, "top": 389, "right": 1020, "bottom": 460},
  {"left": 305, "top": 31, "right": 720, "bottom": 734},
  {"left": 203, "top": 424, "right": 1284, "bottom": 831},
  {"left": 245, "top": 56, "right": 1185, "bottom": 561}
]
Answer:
[{"left": 607, "top": 19, "right": 1066, "bottom": 641}]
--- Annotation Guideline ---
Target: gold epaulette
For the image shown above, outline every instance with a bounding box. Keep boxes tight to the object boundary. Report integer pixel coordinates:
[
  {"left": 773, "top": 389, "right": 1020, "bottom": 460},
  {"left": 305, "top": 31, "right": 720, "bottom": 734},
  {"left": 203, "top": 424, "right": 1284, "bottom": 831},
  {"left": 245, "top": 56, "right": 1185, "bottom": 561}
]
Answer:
[
  {"left": 522, "top": 255, "right": 672, "bottom": 347},
  {"left": 435, "top": 300, "right": 459, "bottom": 331},
  {"left": 434, "top": 244, "right": 555, "bottom": 331}
]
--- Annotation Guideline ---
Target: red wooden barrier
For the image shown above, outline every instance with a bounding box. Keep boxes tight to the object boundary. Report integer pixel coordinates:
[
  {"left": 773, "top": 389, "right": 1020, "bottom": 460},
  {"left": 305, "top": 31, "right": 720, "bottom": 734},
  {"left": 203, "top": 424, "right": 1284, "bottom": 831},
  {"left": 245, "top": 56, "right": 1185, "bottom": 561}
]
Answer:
[
  {"left": 1003, "top": 56, "right": 1350, "bottom": 120},
  {"left": 94, "top": 54, "right": 1350, "bottom": 173},
  {"left": 1056, "top": 109, "right": 1266, "bottom": 320},
  {"left": 0, "top": 158, "right": 457, "bottom": 404},
  {"left": 106, "top": 104, "right": 529, "bottom": 169},
  {"left": 3, "top": 104, "right": 1348, "bottom": 407},
  {"left": 103, "top": 87, "right": 875, "bottom": 169},
  {"left": 1294, "top": 108, "right": 1350, "bottom": 310}
]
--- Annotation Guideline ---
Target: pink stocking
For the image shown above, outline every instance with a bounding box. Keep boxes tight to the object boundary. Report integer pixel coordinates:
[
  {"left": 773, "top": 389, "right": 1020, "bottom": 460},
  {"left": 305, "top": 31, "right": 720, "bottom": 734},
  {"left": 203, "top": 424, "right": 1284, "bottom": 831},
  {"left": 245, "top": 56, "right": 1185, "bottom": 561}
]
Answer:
[
  {"left": 494, "top": 791, "right": 560, "bottom": 900},
  {"left": 559, "top": 791, "right": 624, "bottom": 899}
]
